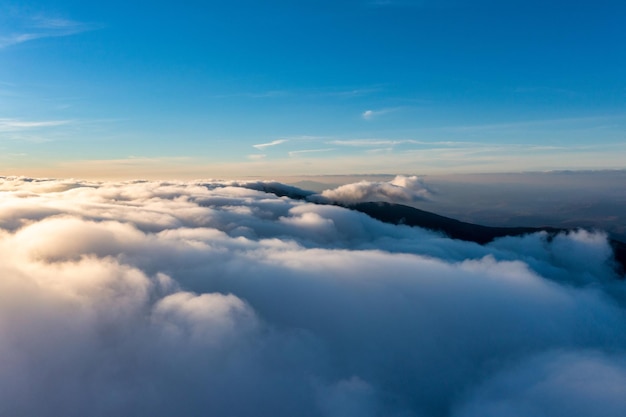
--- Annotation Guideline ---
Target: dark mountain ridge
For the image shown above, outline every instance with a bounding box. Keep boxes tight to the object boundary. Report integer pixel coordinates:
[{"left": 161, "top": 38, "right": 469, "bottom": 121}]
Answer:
[
  {"left": 345, "top": 201, "right": 626, "bottom": 277},
  {"left": 346, "top": 201, "right": 561, "bottom": 244},
  {"left": 241, "top": 183, "right": 626, "bottom": 276}
]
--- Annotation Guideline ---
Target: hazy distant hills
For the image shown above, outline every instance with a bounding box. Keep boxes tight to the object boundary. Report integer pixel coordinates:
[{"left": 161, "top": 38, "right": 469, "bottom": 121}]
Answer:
[
  {"left": 250, "top": 182, "right": 626, "bottom": 276},
  {"left": 346, "top": 201, "right": 561, "bottom": 244},
  {"left": 344, "top": 201, "right": 626, "bottom": 277}
]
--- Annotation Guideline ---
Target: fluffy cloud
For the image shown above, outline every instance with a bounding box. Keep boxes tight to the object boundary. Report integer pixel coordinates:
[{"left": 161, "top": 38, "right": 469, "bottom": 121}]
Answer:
[
  {"left": 0, "top": 176, "right": 625, "bottom": 417},
  {"left": 315, "top": 175, "right": 431, "bottom": 204},
  {"left": 453, "top": 351, "right": 626, "bottom": 417}
]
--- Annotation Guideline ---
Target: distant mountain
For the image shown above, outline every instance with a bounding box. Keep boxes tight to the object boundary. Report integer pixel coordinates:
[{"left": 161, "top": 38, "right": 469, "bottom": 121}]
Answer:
[
  {"left": 346, "top": 201, "right": 561, "bottom": 244},
  {"left": 247, "top": 183, "right": 626, "bottom": 276},
  {"left": 344, "top": 201, "right": 626, "bottom": 277}
]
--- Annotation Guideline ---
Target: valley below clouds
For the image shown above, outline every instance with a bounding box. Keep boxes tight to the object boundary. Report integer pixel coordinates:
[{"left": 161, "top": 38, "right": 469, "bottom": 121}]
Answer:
[{"left": 1, "top": 176, "right": 626, "bottom": 417}]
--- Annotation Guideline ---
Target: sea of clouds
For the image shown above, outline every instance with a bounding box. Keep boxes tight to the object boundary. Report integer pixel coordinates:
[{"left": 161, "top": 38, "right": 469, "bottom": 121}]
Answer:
[{"left": 1, "top": 176, "right": 625, "bottom": 417}]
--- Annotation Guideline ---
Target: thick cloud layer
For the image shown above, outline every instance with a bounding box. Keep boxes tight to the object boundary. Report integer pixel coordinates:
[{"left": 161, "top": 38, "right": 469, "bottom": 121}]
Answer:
[{"left": 1, "top": 176, "right": 625, "bottom": 417}]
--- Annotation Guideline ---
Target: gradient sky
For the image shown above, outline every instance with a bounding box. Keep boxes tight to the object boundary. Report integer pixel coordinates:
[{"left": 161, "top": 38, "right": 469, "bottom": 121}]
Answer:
[{"left": 1, "top": 0, "right": 625, "bottom": 178}]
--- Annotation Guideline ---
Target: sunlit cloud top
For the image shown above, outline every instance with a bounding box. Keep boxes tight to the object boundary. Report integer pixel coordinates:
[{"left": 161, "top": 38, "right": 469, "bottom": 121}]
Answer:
[{"left": 1, "top": 176, "right": 625, "bottom": 416}]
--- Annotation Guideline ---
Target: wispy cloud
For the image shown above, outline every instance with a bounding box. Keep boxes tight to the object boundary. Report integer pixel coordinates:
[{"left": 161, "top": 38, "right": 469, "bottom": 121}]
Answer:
[
  {"left": 213, "top": 90, "right": 291, "bottom": 99},
  {"left": 328, "top": 138, "right": 471, "bottom": 148},
  {"left": 253, "top": 139, "right": 288, "bottom": 150},
  {"left": 0, "top": 118, "right": 71, "bottom": 132},
  {"left": 0, "top": 118, "right": 74, "bottom": 143},
  {"left": 214, "top": 86, "right": 383, "bottom": 100},
  {"left": 31, "top": 16, "right": 84, "bottom": 30},
  {"left": 0, "top": 13, "right": 100, "bottom": 49},
  {"left": 361, "top": 108, "right": 399, "bottom": 120},
  {"left": 319, "top": 86, "right": 385, "bottom": 98},
  {"left": 277, "top": 135, "right": 328, "bottom": 142},
  {"left": 288, "top": 148, "right": 335, "bottom": 157},
  {"left": 330, "top": 139, "right": 417, "bottom": 147},
  {"left": 247, "top": 154, "right": 266, "bottom": 160},
  {"left": 365, "top": 147, "right": 394, "bottom": 154}
]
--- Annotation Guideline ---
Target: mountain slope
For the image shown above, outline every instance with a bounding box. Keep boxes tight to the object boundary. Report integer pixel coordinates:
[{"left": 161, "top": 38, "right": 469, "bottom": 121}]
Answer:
[
  {"left": 242, "top": 183, "right": 626, "bottom": 276},
  {"left": 344, "top": 201, "right": 626, "bottom": 277}
]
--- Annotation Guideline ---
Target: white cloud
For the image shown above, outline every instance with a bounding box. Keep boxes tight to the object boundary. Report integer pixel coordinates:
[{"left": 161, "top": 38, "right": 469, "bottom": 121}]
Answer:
[
  {"left": 361, "top": 110, "right": 375, "bottom": 120},
  {"left": 0, "top": 118, "right": 71, "bottom": 131},
  {"left": 327, "top": 139, "right": 471, "bottom": 148},
  {"left": 329, "top": 139, "right": 406, "bottom": 147},
  {"left": 253, "top": 139, "right": 288, "bottom": 150},
  {"left": 0, "top": 14, "right": 99, "bottom": 49},
  {"left": 361, "top": 108, "right": 396, "bottom": 120},
  {"left": 288, "top": 148, "right": 335, "bottom": 157},
  {"left": 315, "top": 175, "right": 432, "bottom": 204},
  {"left": 0, "top": 177, "right": 625, "bottom": 416}
]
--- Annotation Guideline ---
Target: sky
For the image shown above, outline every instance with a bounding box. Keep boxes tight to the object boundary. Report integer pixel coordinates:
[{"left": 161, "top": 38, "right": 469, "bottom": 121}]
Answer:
[{"left": 1, "top": 0, "right": 625, "bottom": 178}]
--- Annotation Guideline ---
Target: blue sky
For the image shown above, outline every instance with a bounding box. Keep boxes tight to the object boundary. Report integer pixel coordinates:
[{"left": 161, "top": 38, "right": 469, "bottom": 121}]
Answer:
[{"left": 1, "top": 0, "right": 624, "bottom": 178}]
